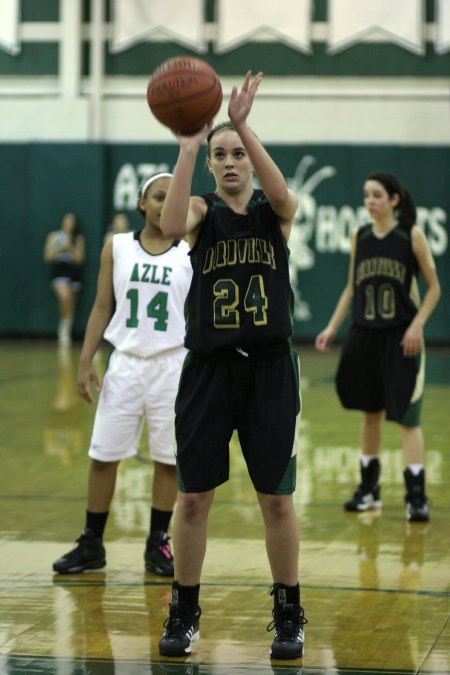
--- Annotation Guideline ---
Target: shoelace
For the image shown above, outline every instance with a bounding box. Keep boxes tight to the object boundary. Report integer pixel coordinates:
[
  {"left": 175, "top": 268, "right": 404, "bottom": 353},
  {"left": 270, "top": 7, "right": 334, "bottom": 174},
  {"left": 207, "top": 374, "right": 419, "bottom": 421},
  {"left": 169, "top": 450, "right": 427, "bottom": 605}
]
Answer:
[
  {"left": 266, "top": 606, "right": 308, "bottom": 637},
  {"left": 163, "top": 604, "right": 193, "bottom": 638}
]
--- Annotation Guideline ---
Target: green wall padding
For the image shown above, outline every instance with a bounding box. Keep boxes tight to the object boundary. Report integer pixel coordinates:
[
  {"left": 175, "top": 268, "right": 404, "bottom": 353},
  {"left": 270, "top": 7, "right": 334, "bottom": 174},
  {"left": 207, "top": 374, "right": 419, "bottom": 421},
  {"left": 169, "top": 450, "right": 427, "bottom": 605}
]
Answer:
[{"left": 1, "top": 142, "right": 449, "bottom": 343}]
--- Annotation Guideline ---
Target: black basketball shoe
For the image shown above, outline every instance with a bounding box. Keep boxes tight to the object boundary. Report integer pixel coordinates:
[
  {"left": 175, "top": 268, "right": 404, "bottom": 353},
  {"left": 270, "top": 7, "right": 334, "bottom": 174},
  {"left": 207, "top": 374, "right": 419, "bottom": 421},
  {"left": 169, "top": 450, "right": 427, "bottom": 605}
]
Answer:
[
  {"left": 268, "top": 601, "right": 307, "bottom": 659},
  {"left": 159, "top": 601, "right": 201, "bottom": 657},
  {"left": 344, "top": 458, "right": 382, "bottom": 512},
  {"left": 144, "top": 530, "right": 174, "bottom": 576},
  {"left": 404, "top": 468, "right": 429, "bottom": 522},
  {"left": 52, "top": 528, "right": 106, "bottom": 574}
]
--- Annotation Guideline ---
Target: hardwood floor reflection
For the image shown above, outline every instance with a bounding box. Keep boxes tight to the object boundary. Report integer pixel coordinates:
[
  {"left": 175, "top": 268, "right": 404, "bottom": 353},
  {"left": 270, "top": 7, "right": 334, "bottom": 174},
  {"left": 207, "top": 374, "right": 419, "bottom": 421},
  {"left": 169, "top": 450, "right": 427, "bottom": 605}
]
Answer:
[{"left": 0, "top": 340, "right": 449, "bottom": 674}]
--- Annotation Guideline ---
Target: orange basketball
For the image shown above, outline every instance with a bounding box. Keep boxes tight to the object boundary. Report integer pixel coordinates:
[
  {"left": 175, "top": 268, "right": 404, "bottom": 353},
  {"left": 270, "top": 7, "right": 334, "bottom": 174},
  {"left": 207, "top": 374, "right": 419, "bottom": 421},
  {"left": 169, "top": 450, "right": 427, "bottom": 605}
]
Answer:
[{"left": 147, "top": 56, "right": 223, "bottom": 135}]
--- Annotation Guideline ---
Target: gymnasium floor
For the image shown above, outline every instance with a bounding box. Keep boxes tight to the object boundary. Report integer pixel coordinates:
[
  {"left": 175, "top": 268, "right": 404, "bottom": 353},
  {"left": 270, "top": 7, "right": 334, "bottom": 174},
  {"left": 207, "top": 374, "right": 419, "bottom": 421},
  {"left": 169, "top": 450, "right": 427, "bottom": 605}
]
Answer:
[{"left": 0, "top": 340, "right": 449, "bottom": 675}]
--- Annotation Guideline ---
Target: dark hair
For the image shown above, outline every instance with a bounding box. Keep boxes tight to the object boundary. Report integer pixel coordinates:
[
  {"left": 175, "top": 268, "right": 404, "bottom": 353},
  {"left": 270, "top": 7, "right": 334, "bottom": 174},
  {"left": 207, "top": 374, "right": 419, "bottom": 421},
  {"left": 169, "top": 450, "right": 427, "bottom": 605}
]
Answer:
[
  {"left": 61, "top": 212, "right": 79, "bottom": 243},
  {"left": 367, "top": 171, "right": 416, "bottom": 230}
]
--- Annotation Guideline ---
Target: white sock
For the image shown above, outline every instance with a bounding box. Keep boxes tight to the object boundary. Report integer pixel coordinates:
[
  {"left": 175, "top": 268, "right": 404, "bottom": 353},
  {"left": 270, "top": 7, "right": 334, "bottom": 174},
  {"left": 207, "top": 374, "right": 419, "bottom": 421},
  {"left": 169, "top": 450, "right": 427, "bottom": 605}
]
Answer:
[
  {"left": 407, "top": 463, "right": 424, "bottom": 476},
  {"left": 361, "top": 455, "right": 378, "bottom": 468},
  {"left": 58, "top": 318, "right": 72, "bottom": 345}
]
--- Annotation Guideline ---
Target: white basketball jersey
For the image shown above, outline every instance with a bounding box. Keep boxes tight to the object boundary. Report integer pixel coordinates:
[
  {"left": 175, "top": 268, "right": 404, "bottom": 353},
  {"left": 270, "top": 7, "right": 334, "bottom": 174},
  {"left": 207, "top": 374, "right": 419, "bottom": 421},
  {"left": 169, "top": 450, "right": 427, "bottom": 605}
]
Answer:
[{"left": 104, "top": 231, "right": 192, "bottom": 357}]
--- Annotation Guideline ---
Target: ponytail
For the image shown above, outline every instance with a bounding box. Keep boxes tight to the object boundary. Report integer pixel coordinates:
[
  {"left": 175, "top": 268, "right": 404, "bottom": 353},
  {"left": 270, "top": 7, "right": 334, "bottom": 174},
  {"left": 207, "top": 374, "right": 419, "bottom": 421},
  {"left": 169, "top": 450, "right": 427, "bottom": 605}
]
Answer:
[{"left": 397, "top": 186, "right": 416, "bottom": 231}]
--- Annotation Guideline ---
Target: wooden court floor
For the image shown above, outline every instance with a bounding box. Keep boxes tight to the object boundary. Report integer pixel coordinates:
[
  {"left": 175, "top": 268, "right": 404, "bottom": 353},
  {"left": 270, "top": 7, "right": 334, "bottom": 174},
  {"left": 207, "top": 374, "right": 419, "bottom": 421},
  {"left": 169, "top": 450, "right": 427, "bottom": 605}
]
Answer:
[{"left": 0, "top": 340, "right": 449, "bottom": 675}]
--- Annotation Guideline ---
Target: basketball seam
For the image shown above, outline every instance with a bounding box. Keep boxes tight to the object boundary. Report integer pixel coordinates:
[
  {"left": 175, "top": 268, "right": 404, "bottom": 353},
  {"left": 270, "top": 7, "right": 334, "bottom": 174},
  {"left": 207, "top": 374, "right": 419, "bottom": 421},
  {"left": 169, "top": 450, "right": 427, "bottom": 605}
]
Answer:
[
  {"left": 148, "top": 81, "right": 221, "bottom": 111},
  {"left": 147, "top": 57, "right": 222, "bottom": 133}
]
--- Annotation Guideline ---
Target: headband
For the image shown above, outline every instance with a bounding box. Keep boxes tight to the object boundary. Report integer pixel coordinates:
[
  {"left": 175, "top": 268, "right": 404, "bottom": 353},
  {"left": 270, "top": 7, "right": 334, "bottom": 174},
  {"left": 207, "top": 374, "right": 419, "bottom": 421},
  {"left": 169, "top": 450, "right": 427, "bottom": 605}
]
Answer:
[{"left": 140, "top": 172, "right": 173, "bottom": 197}]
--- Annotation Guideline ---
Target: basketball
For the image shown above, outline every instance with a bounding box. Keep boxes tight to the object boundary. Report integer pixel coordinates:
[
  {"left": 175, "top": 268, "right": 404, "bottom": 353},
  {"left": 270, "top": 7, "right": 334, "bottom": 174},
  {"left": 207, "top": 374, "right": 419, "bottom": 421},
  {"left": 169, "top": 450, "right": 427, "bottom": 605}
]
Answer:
[{"left": 147, "top": 56, "right": 223, "bottom": 135}]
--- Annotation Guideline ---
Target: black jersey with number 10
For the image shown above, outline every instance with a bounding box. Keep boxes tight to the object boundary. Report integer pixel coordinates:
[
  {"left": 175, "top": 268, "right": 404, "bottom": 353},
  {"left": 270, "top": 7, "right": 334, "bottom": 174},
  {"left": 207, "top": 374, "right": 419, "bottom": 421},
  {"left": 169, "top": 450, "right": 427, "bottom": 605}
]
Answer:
[
  {"left": 352, "top": 223, "right": 419, "bottom": 330},
  {"left": 185, "top": 190, "right": 294, "bottom": 355}
]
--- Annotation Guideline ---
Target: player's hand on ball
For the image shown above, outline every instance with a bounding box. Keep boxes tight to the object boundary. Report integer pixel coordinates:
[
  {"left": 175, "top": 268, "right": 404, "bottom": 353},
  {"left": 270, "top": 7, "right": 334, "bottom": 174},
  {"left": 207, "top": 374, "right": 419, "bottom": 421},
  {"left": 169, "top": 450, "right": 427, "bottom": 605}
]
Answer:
[{"left": 174, "top": 121, "right": 213, "bottom": 148}]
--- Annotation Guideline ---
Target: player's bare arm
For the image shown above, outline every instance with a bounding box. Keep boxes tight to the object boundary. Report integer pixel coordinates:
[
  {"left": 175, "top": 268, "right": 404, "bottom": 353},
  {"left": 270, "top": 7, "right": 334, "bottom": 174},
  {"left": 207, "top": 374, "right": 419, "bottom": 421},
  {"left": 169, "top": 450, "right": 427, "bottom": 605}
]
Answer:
[
  {"left": 73, "top": 234, "right": 86, "bottom": 265},
  {"left": 315, "top": 229, "right": 356, "bottom": 351},
  {"left": 229, "top": 72, "right": 298, "bottom": 230},
  {"left": 401, "top": 226, "right": 441, "bottom": 357},
  {"left": 160, "top": 125, "right": 210, "bottom": 239},
  {"left": 78, "top": 239, "right": 114, "bottom": 403}
]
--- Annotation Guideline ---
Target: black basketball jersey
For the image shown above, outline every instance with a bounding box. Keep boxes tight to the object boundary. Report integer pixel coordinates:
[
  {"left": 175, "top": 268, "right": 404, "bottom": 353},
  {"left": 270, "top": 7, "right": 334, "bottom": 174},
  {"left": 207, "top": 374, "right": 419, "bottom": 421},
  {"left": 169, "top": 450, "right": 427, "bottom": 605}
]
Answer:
[
  {"left": 352, "top": 224, "right": 419, "bottom": 329},
  {"left": 185, "top": 190, "right": 294, "bottom": 354}
]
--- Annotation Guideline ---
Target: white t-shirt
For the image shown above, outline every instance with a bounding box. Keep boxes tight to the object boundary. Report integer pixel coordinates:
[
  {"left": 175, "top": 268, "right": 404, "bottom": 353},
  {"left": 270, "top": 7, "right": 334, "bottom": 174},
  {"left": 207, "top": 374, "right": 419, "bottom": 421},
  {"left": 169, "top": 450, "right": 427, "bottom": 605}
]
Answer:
[{"left": 104, "top": 231, "right": 192, "bottom": 357}]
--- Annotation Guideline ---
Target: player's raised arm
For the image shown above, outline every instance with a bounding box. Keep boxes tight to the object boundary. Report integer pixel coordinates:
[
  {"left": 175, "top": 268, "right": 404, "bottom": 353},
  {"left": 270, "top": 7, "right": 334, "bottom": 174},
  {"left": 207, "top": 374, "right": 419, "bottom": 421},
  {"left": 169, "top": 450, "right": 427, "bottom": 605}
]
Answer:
[
  {"left": 160, "top": 127, "right": 210, "bottom": 242},
  {"left": 228, "top": 71, "right": 298, "bottom": 235}
]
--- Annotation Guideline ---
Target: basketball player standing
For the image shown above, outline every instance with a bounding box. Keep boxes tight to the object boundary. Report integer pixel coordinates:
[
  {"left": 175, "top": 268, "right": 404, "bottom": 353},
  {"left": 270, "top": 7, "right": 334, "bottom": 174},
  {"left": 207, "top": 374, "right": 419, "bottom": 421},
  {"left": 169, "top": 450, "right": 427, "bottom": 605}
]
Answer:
[
  {"left": 53, "top": 173, "right": 192, "bottom": 576},
  {"left": 157, "top": 71, "right": 307, "bottom": 661},
  {"left": 315, "top": 171, "right": 440, "bottom": 521}
]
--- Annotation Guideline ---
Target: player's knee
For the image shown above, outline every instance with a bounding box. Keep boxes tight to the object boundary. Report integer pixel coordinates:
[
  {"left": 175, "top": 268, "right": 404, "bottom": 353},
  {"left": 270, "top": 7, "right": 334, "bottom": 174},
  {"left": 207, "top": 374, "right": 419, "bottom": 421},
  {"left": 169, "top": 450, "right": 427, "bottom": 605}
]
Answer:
[
  {"left": 261, "top": 494, "right": 293, "bottom": 521},
  {"left": 178, "top": 491, "right": 213, "bottom": 521}
]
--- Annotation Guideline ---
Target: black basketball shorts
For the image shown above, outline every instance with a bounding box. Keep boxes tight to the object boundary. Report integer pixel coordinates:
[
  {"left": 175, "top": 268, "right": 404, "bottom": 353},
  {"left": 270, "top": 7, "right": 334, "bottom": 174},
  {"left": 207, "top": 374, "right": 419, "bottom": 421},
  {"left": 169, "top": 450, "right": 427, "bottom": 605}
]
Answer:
[
  {"left": 336, "top": 324, "right": 424, "bottom": 426},
  {"left": 174, "top": 346, "right": 301, "bottom": 494}
]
